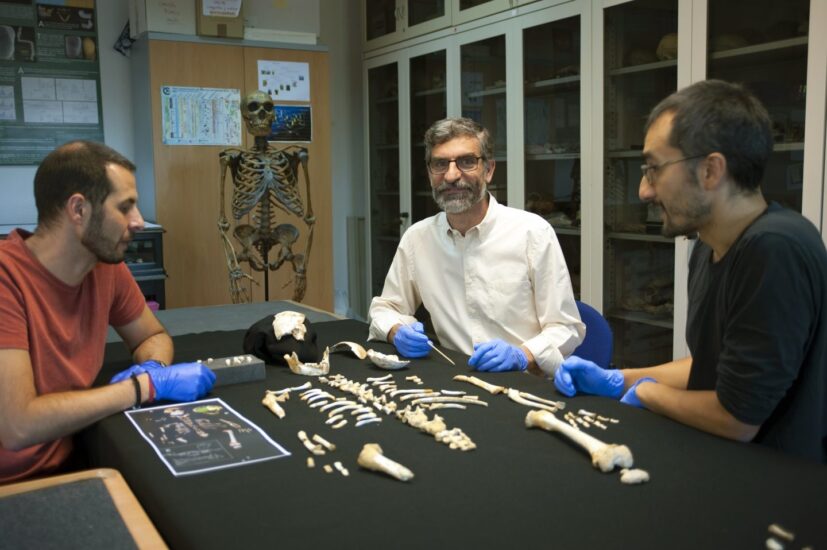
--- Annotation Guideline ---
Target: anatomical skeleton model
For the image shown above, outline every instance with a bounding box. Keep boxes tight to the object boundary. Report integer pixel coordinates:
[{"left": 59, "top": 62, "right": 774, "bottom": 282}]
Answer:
[{"left": 218, "top": 90, "right": 315, "bottom": 303}]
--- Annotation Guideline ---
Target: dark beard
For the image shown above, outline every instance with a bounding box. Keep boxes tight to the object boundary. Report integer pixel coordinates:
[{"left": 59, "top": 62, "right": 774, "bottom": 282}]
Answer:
[{"left": 81, "top": 208, "right": 125, "bottom": 264}]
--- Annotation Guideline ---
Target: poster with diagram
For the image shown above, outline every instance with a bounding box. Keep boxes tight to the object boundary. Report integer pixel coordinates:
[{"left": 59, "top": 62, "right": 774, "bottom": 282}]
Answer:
[{"left": 0, "top": 0, "right": 103, "bottom": 165}]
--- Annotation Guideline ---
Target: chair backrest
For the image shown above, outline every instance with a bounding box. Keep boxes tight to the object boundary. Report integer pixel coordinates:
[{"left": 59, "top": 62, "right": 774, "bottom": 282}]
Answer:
[{"left": 572, "top": 301, "right": 613, "bottom": 369}]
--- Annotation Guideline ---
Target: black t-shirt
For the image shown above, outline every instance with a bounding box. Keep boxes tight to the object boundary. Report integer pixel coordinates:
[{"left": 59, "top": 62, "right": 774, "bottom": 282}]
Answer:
[{"left": 686, "top": 202, "right": 827, "bottom": 463}]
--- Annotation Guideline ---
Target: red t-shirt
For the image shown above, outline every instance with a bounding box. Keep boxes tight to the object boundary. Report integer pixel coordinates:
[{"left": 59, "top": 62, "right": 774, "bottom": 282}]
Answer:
[{"left": 0, "top": 229, "right": 145, "bottom": 483}]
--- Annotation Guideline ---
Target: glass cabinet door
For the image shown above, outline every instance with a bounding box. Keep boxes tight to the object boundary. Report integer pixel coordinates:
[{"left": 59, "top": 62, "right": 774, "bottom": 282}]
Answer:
[
  {"left": 461, "top": 34, "right": 508, "bottom": 206},
  {"left": 410, "top": 50, "right": 447, "bottom": 223},
  {"left": 365, "top": 0, "right": 399, "bottom": 42},
  {"left": 706, "top": 0, "right": 810, "bottom": 213},
  {"left": 407, "top": 0, "right": 447, "bottom": 28},
  {"left": 603, "top": 0, "right": 678, "bottom": 368},
  {"left": 523, "top": 16, "right": 581, "bottom": 297},
  {"left": 368, "top": 62, "right": 401, "bottom": 297}
]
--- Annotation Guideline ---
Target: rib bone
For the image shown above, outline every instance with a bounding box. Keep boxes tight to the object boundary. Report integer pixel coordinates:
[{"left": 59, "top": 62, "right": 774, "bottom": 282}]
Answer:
[
  {"left": 525, "top": 410, "right": 633, "bottom": 472},
  {"left": 357, "top": 443, "right": 414, "bottom": 482}
]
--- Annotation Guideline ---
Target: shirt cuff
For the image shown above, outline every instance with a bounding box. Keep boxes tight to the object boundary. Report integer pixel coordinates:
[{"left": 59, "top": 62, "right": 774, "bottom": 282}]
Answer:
[{"left": 523, "top": 339, "right": 564, "bottom": 377}]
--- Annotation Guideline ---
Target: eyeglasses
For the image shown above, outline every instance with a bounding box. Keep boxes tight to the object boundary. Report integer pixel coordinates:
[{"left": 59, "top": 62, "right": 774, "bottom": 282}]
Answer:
[
  {"left": 640, "top": 154, "right": 707, "bottom": 184},
  {"left": 427, "top": 155, "right": 483, "bottom": 175}
]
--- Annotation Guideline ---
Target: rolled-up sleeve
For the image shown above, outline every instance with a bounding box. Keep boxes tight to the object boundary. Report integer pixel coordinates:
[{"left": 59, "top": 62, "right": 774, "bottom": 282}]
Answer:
[{"left": 368, "top": 235, "right": 421, "bottom": 342}]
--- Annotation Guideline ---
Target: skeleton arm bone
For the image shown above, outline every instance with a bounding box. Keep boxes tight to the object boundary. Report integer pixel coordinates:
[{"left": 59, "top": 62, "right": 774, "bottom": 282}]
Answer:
[{"left": 218, "top": 149, "right": 256, "bottom": 303}]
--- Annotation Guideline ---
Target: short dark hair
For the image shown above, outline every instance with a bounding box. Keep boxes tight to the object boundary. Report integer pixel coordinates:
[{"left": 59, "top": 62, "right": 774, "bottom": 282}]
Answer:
[
  {"left": 423, "top": 117, "right": 493, "bottom": 164},
  {"left": 645, "top": 79, "right": 773, "bottom": 192},
  {"left": 34, "top": 140, "right": 136, "bottom": 228}
]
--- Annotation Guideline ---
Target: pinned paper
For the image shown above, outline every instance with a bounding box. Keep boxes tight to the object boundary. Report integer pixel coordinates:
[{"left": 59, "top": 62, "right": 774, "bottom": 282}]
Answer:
[{"left": 202, "top": 0, "right": 242, "bottom": 17}]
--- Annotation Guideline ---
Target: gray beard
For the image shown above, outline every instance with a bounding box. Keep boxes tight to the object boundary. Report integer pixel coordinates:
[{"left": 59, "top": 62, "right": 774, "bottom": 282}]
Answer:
[{"left": 432, "top": 180, "right": 486, "bottom": 214}]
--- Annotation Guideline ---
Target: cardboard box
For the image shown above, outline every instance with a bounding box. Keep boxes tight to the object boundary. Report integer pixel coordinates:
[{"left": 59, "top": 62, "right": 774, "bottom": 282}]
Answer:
[
  {"left": 129, "top": 0, "right": 196, "bottom": 38},
  {"left": 196, "top": 0, "right": 244, "bottom": 38}
]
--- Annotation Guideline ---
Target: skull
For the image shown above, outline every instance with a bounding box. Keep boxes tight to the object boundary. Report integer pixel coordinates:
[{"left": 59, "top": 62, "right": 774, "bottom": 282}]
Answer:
[{"left": 242, "top": 90, "right": 275, "bottom": 137}]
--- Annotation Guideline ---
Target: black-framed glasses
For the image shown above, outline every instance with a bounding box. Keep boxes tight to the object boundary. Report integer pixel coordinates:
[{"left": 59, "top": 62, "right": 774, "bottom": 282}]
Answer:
[
  {"left": 640, "top": 154, "right": 707, "bottom": 184},
  {"left": 427, "top": 155, "right": 483, "bottom": 175}
]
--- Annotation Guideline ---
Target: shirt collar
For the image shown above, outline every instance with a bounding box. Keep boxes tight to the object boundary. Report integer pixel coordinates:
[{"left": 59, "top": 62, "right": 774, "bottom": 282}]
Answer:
[{"left": 437, "top": 192, "right": 499, "bottom": 239}]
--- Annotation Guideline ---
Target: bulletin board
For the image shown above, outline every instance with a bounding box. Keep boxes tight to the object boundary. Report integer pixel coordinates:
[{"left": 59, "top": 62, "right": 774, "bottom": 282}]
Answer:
[{"left": 0, "top": 0, "right": 103, "bottom": 165}]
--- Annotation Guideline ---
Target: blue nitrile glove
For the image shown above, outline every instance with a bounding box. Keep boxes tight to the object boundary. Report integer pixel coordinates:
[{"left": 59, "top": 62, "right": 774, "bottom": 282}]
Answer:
[
  {"left": 553, "top": 355, "right": 625, "bottom": 398},
  {"left": 468, "top": 339, "right": 528, "bottom": 372},
  {"left": 149, "top": 362, "right": 216, "bottom": 402},
  {"left": 110, "top": 360, "right": 166, "bottom": 384},
  {"left": 393, "top": 322, "right": 431, "bottom": 358},
  {"left": 620, "top": 377, "right": 657, "bottom": 409}
]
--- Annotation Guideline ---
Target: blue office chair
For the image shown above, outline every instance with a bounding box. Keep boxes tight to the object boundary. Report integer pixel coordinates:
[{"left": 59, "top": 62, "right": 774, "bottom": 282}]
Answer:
[{"left": 572, "top": 301, "right": 613, "bottom": 369}]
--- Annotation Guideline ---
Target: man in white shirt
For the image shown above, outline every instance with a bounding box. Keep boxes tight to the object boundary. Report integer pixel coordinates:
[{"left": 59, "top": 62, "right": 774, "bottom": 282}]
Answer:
[{"left": 368, "top": 117, "right": 584, "bottom": 375}]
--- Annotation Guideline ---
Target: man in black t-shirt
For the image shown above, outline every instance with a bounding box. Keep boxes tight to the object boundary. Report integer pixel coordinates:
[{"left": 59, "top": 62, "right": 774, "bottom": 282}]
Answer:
[{"left": 554, "top": 80, "right": 827, "bottom": 463}]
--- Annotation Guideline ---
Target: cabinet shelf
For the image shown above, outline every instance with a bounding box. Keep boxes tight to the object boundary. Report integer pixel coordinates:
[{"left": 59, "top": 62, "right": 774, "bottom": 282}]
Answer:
[
  {"left": 710, "top": 36, "right": 807, "bottom": 64},
  {"left": 774, "top": 141, "right": 804, "bottom": 152},
  {"left": 375, "top": 96, "right": 399, "bottom": 104},
  {"left": 553, "top": 226, "right": 581, "bottom": 236},
  {"left": 466, "top": 86, "right": 506, "bottom": 98},
  {"left": 413, "top": 87, "right": 446, "bottom": 97},
  {"left": 607, "top": 231, "right": 673, "bottom": 244},
  {"left": 527, "top": 152, "right": 580, "bottom": 161},
  {"left": 607, "top": 150, "right": 643, "bottom": 158},
  {"left": 608, "top": 59, "right": 677, "bottom": 76},
  {"left": 607, "top": 308, "right": 673, "bottom": 329},
  {"left": 374, "top": 144, "right": 399, "bottom": 150},
  {"left": 526, "top": 74, "right": 581, "bottom": 89}
]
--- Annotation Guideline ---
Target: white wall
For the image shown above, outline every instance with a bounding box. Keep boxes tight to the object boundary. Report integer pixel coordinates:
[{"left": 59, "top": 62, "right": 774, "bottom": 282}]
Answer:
[
  {"left": 0, "top": 0, "right": 135, "bottom": 226},
  {"left": 318, "top": 0, "right": 365, "bottom": 317}
]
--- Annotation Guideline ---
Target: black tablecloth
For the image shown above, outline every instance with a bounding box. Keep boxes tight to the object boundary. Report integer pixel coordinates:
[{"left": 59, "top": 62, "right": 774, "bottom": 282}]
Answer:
[{"left": 82, "top": 319, "right": 827, "bottom": 549}]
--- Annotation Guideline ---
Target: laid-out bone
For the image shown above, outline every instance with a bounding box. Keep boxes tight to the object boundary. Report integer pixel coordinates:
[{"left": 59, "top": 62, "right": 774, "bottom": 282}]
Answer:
[
  {"left": 410, "top": 396, "right": 488, "bottom": 407},
  {"left": 357, "top": 443, "right": 414, "bottom": 482},
  {"left": 329, "top": 341, "right": 368, "bottom": 360},
  {"left": 366, "top": 349, "right": 410, "bottom": 370},
  {"left": 619, "top": 468, "right": 650, "bottom": 485},
  {"left": 453, "top": 374, "right": 506, "bottom": 394},
  {"left": 516, "top": 390, "right": 565, "bottom": 410},
  {"left": 506, "top": 388, "right": 560, "bottom": 413},
  {"left": 261, "top": 392, "right": 286, "bottom": 419},
  {"left": 525, "top": 410, "right": 633, "bottom": 472},
  {"left": 284, "top": 347, "right": 330, "bottom": 376},
  {"left": 272, "top": 311, "right": 307, "bottom": 340}
]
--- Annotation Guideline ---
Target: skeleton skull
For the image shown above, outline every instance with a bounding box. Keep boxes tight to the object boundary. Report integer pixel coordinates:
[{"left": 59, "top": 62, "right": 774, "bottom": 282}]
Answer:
[{"left": 242, "top": 90, "right": 275, "bottom": 137}]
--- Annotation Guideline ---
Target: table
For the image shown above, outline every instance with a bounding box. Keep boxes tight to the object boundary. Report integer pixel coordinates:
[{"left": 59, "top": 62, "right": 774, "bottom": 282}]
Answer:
[
  {"left": 0, "top": 468, "right": 166, "bottom": 548},
  {"left": 82, "top": 318, "right": 827, "bottom": 549}
]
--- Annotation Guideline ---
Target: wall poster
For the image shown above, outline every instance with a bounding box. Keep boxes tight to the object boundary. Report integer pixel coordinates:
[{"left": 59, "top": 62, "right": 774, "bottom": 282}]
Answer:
[
  {"left": 0, "top": 0, "right": 103, "bottom": 165},
  {"left": 160, "top": 85, "right": 241, "bottom": 146}
]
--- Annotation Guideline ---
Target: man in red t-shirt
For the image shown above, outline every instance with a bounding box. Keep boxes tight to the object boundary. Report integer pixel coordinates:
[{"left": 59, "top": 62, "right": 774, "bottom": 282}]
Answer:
[{"left": 0, "top": 141, "right": 215, "bottom": 483}]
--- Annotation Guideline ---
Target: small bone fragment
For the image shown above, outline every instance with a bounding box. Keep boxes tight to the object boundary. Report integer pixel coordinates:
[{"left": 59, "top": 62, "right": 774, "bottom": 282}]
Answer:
[
  {"left": 578, "top": 409, "right": 596, "bottom": 417},
  {"left": 325, "top": 414, "right": 344, "bottom": 425},
  {"left": 285, "top": 348, "right": 330, "bottom": 376},
  {"left": 357, "top": 443, "right": 414, "bottom": 481},
  {"left": 594, "top": 421, "right": 608, "bottom": 430},
  {"left": 297, "top": 430, "right": 325, "bottom": 456},
  {"left": 356, "top": 417, "right": 382, "bottom": 427},
  {"left": 312, "top": 434, "right": 336, "bottom": 452},
  {"left": 440, "top": 389, "right": 466, "bottom": 396},
  {"left": 619, "top": 468, "right": 650, "bottom": 485},
  {"left": 357, "top": 412, "right": 378, "bottom": 421},
  {"left": 411, "top": 396, "right": 488, "bottom": 407},
  {"left": 427, "top": 403, "right": 467, "bottom": 410},
  {"left": 334, "top": 461, "right": 350, "bottom": 476},
  {"left": 273, "top": 311, "right": 307, "bottom": 340},
  {"left": 323, "top": 464, "right": 333, "bottom": 474},
  {"left": 390, "top": 388, "right": 434, "bottom": 398},
  {"left": 262, "top": 392, "right": 286, "bottom": 419},
  {"left": 366, "top": 349, "right": 410, "bottom": 370},
  {"left": 332, "top": 419, "right": 347, "bottom": 429},
  {"left": 506, "top": 388, "right": 559, "bottom": 413},
  {"left": 453, "top": 374, "right": 505, "bottom": 395},
  {"left": 367, "top": 373, "right": 393, "bottom": 383},
  {"left": 526, "top": 410, "right": 633, "bottom": 472},
  {"left": 329, "top": 341, "right": 368, "bottom": 360},
  {"left": 320, "top": 400, "right": 351, "bottom": 412},
  {"left": 768, "top": 524, "right": 795, "bottom": 542},
  {"left": 308, "top": 400, "right": 330, "bottom": 409},
  {"left": 765, "top": 539, "right": 784, "bottom": 550},
  {"left": 307, "top": 457, "right": 315, "bottom": 468}
]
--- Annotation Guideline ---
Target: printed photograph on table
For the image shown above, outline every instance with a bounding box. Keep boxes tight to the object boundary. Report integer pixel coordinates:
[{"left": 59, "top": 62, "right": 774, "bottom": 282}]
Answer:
[
  {"left": 125, "top": 397, "right": 290, "bottom": 476},
  {"left": 268, "top": 104, "right": 311, "bottom": 142}
]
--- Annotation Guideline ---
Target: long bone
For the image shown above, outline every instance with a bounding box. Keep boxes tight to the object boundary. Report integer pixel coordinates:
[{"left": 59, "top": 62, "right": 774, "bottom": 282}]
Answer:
[
  {"left": 453, "top": 374, "right": 505, "bottom": 395},
  {"left": 505, "top": 388, "right": 560, "bottom": 413},
  {"left": 410, "top": 396, "right": 488, "bottom": 407},
  {"left": 357, "top": 443, "right": 414, "bottom": 482},
  {"left": 525, "top": 410, "right": 633, "bottom": 472}
]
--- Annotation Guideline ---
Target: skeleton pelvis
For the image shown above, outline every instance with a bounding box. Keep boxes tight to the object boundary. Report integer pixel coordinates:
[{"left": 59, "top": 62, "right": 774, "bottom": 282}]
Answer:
[{"left": 233, "top": 223, "right": 300, "bottom": 262}]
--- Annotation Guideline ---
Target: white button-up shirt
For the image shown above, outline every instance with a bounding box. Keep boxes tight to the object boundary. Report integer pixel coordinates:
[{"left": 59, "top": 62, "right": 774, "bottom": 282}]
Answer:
[{"left": 369, "top": 195, "right": 584, "bottom": 375}]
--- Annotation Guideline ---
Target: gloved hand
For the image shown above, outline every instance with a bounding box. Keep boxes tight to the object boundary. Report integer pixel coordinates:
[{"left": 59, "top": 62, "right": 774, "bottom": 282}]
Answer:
[
  {"left": 110, "top": 360, "right": 166, "bottom": 384},
  {"left": 468, "top": 339, "right": 528, "bottom": 372},
  {"left": 553, "top": 355, "right": 625, "bottom": 398},
  {"left": 148, "top": 362, "right": 216, "bottom": 402},
  {"left": 393, "top": 322, "right": 431, "bottom": 358},
  {"left": 620, "top": 377, "right": 657, "bottom": 409}
]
